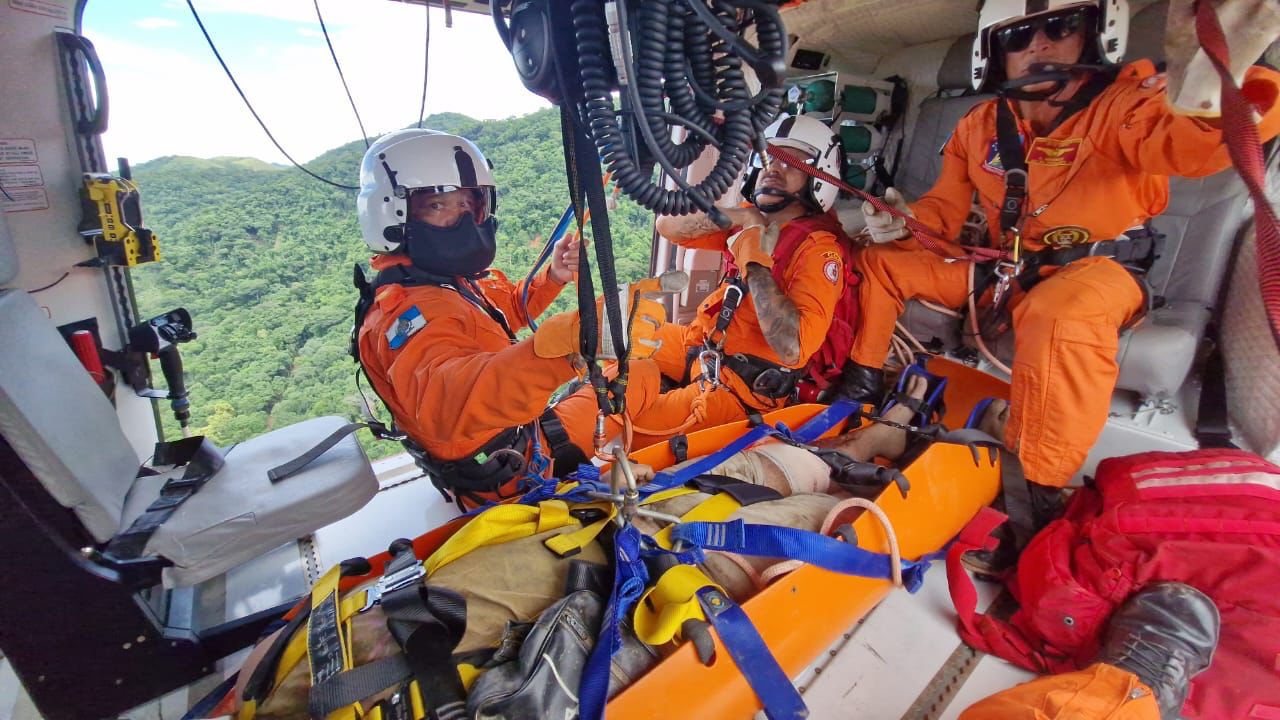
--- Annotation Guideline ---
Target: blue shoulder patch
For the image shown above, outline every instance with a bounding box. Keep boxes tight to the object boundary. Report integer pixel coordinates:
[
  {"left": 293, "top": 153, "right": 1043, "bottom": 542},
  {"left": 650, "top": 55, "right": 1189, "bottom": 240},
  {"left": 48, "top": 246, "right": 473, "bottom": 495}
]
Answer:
[{"left": 385, "top": 306, "right": 426, "bottom": 350}]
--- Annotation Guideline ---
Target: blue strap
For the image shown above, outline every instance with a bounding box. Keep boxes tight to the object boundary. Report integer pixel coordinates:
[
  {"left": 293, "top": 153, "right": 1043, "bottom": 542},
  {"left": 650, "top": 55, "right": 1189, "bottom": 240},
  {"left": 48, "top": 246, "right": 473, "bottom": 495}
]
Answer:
[
  {"left": 578, "top": 524, "right": 649, "bottom": 720},
  {"left": 643, "top": 400, "right": 860, "bottom": 497},
  {"left": 696, "top": 587, "right": 808, "bottom": 720},
  {"left": 671, "top": 520, "right": 932, "bottom": 593}
]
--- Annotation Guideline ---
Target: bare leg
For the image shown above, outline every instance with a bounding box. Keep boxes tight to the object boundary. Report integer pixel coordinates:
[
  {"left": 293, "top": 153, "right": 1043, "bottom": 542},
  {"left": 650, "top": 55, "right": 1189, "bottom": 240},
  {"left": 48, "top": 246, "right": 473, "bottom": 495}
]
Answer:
[
  {"left": 977, "top": 398, "right": 1010, "bottom": 441},
  {"left": 814, "top": 374, "right": 928, "bottom": 462}
]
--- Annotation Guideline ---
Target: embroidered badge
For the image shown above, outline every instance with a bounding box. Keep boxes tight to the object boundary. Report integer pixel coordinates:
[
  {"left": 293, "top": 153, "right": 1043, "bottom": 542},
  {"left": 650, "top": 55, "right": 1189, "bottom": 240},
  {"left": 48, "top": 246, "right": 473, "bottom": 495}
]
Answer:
[
  {"left": 823, "top": 260, "right": 840, "bottom": 284},
  {"left": 1042, "top": 226, "right": 1091, "bottom": 248},
  {"left": 1027, "top": 137, "right": 1083, "bottom": 167},
  {"left": 982, "top": 138, "right": 1006, "bottom": 176},
  {"left": 385, "top": 306, "right": 426, "bottom": 350}
]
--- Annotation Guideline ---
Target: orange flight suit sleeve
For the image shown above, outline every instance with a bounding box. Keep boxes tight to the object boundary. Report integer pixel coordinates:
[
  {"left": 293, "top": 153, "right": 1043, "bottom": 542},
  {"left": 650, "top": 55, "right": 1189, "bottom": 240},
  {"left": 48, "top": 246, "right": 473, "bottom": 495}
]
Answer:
[
  {"left": 907, "top": 120, "right": 980, "bottom": 246},
  {"left": 382, "top": 299, "right": 574, "bottom": 453},
  {"left": 777, "top": 232, "right": 845, "bottom": 363},
  {"left": 1111, "top": 65, "right": 1280, "bottom": 178},
  {"left": 476, "top": 267, "right": 567, "bottom": 331}
]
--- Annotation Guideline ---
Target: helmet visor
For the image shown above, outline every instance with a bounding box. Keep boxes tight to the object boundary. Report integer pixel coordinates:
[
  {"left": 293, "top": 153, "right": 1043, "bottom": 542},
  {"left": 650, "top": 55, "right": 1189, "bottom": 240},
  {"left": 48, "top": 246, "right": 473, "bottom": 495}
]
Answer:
[
  {"left": 995, "top": 6, "right": 1093, "bottom": 53},
  {"left": 407, "top": 187, "right": 491, "bottom": 229}
]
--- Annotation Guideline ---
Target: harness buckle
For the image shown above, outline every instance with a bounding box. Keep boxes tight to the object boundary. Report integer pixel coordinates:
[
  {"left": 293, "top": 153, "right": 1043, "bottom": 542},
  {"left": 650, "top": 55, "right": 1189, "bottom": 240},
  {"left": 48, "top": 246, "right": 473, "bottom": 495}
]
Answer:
[
  {"left": 990, "top": 259, "right": 1022, "bottom": 308},
  {"left": 698, "top": 348, "right": 723, "bottom": 391},
  {"left": 358, "top": 561, "right": 426, "bottom": 613}
]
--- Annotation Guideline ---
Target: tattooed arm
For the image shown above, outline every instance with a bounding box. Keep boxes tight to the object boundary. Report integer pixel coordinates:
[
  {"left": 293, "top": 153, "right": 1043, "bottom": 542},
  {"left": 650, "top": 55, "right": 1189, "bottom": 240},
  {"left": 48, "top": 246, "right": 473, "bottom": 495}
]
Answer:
[
  {"left": 745, "top": 264, "right": 802, "bottom": 365},
  {"left": 656, "top": 206, "right": 767, "bottom": 246}
]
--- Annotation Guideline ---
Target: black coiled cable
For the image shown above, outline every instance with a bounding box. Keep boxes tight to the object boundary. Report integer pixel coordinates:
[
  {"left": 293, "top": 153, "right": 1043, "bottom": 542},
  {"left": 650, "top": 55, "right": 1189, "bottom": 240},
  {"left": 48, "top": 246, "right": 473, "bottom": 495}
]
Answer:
[{"left": 570, "top": 0, "right": 786, "bottom": 224}]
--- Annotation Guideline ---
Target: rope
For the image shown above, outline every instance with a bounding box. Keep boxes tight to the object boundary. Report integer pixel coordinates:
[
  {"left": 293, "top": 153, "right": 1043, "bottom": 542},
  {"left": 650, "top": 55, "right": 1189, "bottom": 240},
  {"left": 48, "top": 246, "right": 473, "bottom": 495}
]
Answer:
[
  {"left": 765, "top": 145, "right": 1008, "bottom": 264},
  {"left": 1193, "top": 0, "right": 1280, "bottom": 350},
  {"left": 967, "top": 262, "right": 1014, "bottom": 375}
]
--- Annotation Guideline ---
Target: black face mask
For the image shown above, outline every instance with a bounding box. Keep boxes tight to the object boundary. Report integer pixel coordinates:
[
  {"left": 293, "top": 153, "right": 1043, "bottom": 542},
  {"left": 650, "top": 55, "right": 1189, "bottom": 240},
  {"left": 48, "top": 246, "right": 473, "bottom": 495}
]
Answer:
[{"left": 402, "top": 215, "right": 498, "bottom": 279}]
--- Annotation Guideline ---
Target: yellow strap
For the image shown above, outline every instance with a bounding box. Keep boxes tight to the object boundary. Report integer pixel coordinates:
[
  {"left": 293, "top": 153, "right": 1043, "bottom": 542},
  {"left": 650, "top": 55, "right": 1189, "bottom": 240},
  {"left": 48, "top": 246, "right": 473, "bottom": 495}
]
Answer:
[
  {"left": 632, "top": 490, "right": 743, "bottom": 645},
  {"left": 544, "top": 512, "right": 614, "bottom": 556},
  {"left": 633, "top": 564, "right": 725, "bottom": 646},
  {"left": 237, "top": 699, "right": 258, "bottom": 720},
  {"left": 425, "top": 500, "right": 578, "bottom": 576},
  {"left": 458, "top": 663, "right": 483, "bottom": 692},
  {"left": 307, "top": 566, "right": 360, "bottom": 720},
  {"left": 652, "top": 491, "right": 743, "bottom": 550}
]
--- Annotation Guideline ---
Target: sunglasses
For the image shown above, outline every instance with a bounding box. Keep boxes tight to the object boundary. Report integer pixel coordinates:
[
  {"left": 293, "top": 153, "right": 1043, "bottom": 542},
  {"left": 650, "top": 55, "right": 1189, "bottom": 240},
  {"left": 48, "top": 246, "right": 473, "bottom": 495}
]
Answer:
[{"left": 995, "top": 7, "right": 1093, "bottom": 53}]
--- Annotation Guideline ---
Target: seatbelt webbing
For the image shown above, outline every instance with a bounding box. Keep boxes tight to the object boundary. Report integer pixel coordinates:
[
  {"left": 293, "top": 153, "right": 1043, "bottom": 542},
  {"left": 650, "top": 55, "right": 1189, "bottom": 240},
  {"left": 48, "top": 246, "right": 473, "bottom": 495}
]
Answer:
[
  {"left": 106, "top": 435, "right": 224, "bottom": 559},
  {"left": 268, "top": 422, "right": 369, "bottom": 483}
]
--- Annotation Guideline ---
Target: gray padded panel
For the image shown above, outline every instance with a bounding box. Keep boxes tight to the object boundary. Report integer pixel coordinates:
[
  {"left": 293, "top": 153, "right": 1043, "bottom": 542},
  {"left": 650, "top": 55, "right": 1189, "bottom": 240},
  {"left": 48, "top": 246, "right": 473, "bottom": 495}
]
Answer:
[
  {"left": 0, "top": 211, "right": 17, "bottom": 286},
  {"left": 1115, "top": 302, "right": 1210, "bottom": 398},
  {"left": 937, "top": 33, "right": 978, "bottom": 91},
  {"left": 0, "top": 290, "right": 137, "bottom": 541},
  {"left": 896, "top": 93, "right": 992, "bottom": 200},
  {"left": 1123, "top": 1, "right": 1168, "bottom": 65},
  {"left": 122, "top": 415, "right": 378, "bottom": 587},
  {"left": 1145, "top": 171, "right": 1250, "bottom": 303}
]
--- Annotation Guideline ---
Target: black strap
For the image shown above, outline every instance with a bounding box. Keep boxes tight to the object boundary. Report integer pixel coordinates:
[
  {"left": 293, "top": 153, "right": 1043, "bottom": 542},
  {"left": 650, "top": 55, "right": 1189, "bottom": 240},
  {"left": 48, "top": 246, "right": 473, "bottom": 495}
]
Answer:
[
  {"left": 1195, "top": 326, "right": 1238, "bottom": 449},
  {"left": 268, "top": 422, "right": 369, "bottom": 483},
  {"left": 994, "top": 98, "right": 1029, "bottom": 235},
  {"left": 537, "top": 408, "right": 588, "bottom": 475},
  {"left": 721, "top": 352, "right": 800, "bottom": 400},
  {"left": 308, "top": 654, "right": 413, "bottom": 719},
  {"left": 997, "top": 450, "right": 1035, "bottom": 551},
  {"left": 380, "top": 579, "right": 467, "bottom": 718},
  {"left": 689, "top": 473, "right": 784, "bottom": 507},
  {"left": 240, "top": 603, "right": 313, "bottom": 705},
  {"left": 105, "top": 436, "right": 224, "bottom": 559},
  {"left": 669, "top": 434, "right": 689, "bottom": 464}
]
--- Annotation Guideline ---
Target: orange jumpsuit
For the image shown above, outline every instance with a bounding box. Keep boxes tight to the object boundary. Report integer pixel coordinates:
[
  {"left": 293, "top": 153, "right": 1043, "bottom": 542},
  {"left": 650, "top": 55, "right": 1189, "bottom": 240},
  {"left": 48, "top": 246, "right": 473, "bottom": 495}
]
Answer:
[
  {"left": 357, "top": 254, "right": 662, "bottom": 469},
  {"left": 629, "top": 218, "right": 845, "bottom": 447},
  {"left": 959, "top": 663, "right": 1158, "bottom": 720},
  {"left": 851, "top": 60, "right": 1280, "bottom": 487}
]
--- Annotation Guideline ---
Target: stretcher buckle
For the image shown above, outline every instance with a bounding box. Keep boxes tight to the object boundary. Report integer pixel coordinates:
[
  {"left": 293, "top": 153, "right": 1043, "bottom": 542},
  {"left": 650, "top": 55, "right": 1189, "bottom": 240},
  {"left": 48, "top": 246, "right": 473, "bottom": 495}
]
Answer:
[{"left": 358, "top": 561, "right": 426, "bottom": 613}]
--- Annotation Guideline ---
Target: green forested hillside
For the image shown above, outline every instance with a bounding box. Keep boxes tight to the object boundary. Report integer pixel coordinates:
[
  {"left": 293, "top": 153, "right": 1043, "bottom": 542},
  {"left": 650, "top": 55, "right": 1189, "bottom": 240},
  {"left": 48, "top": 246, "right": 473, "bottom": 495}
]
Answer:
[{"left": 131, "top": 109, "right": 656, "bottom": 458}]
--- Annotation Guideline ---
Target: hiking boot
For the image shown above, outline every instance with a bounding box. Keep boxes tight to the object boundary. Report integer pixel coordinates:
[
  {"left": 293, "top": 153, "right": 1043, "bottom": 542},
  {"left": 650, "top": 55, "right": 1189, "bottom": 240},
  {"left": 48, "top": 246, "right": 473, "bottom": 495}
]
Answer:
[
  {"left": 834, "top": 362, "right": 885, "bottom": 405},
  {"left": 961, "top": 481, "right": 1065, "bottom": 580},
  {"left": 1099, "top": 582, "right": 1220, "bottom": 720}
]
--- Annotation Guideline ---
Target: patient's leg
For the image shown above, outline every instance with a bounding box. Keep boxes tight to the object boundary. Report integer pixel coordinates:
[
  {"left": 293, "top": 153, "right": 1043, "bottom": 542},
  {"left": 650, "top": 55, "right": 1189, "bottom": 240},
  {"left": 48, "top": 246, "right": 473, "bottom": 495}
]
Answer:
[{"left": 634, "top": 374, "right": 929, "bottom": 496}]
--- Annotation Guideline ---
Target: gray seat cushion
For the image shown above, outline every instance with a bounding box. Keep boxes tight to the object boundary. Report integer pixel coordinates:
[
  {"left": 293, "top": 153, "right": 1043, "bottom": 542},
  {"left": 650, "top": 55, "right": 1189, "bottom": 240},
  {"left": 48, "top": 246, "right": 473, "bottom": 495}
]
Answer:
[
  {"left": 122, "top": 415, "right": 378, "bottom": 587},
  {"left": 0, "top": 290, "right": 139, "bottom": 541}
]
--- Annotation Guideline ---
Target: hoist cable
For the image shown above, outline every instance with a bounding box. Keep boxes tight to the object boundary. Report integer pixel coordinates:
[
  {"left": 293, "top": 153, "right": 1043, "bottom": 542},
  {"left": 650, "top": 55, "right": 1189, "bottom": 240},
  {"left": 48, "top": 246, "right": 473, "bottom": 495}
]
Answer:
[
  {"left": 185, "top": 0, "right": 358, "bottom": 190},
  {"left": 312, "top": 0, "right": 370, "bottom": 149}
]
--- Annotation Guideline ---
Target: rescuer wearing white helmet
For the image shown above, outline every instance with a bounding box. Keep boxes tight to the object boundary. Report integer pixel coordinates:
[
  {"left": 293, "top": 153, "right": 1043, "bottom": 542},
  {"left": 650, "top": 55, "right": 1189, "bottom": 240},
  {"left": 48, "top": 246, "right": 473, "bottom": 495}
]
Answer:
[
  {"left": 843, "top": 0, "right": 1280, "bottom": 582},
  {"left": 353, "top": 128, "right": 676, "bottom": 507},
  {"left": 640, "top": 114, "right": 859, "bottom": 442}
]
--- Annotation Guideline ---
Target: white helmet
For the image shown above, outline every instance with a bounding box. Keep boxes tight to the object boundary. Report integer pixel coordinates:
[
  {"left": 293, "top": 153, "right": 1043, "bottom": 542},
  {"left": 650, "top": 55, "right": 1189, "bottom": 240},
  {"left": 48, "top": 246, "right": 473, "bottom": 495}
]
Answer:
[
  {"left": 756, "top": 114, "right": 844, "bottom": 212},
  {"left": 357, "top": 129, "right": 497, "bottom": 253},
  {"left": 971, "top": 0, "right": 1129, "bottom": 92}
]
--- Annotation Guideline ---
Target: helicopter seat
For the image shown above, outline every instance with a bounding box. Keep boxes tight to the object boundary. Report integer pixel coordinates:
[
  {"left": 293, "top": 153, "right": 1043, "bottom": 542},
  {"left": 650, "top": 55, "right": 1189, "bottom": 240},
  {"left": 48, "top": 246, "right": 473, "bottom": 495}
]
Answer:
[
  {"left": 0, "top": 288, "right": 379, "bottom": 588},
  {"left": 894, "top": 1, "right": 1255, "bottom": 403}
]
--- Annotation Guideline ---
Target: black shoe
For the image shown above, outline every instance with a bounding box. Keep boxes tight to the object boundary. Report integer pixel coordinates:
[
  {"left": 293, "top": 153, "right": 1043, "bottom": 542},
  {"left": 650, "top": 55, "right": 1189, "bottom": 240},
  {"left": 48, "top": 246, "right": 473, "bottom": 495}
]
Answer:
[
  {"left": 1099, "top": 582, "right": 1220, "bottom": 720},
  {"left": 834, "top": 362, "right": 885, "bottom": 405}
]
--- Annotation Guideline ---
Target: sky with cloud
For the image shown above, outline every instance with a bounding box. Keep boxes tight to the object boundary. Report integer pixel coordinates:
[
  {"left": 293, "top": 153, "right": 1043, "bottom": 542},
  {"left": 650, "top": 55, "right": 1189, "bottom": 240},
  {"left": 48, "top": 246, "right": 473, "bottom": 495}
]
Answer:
[{"left": 82, "top": 0, "right": 552, "bottom": 165}]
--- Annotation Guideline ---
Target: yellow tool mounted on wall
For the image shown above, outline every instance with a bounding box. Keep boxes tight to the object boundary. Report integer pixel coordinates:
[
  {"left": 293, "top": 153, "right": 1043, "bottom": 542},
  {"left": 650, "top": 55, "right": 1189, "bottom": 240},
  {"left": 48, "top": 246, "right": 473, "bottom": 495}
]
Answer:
[{"left": 78, "top": 173, "right": 160, "bottom": 267}]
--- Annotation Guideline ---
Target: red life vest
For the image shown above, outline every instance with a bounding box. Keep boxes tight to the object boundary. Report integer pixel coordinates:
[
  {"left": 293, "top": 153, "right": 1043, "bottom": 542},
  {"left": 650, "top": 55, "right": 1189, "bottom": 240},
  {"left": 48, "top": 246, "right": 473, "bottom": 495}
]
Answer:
[
  {"left": 714, "top": 211, "right": 861, "bottom": 388},
  {"left": 947, "top": 449, "right": 1280, "bottom": 720}
]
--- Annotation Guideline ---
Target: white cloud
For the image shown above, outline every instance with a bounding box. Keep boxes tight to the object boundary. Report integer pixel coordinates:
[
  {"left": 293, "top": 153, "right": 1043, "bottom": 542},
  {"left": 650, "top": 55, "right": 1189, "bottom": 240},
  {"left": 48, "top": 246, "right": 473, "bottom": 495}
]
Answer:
[
  {"left": 135, "top": 17, "right": 180, "bottom": 30},
  {"left": 90, "top": 2, "right": 551, "bottom": 165}
]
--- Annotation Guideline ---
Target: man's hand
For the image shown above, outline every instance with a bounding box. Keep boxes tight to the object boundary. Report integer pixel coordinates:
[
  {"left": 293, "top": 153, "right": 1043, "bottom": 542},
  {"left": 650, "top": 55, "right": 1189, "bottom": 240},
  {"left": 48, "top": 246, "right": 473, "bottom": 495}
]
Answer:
[
  {"left": 532, "top": 271, "right": 689, "bottom": 360},
  {"left": 862, "top": 187, "right": 913, "bottom": 244},
  {"left": 547, "top": 235, "right": 580, "bottom": 284},
  {"left": 728, "top": 223, "right": 779, "bottom": 270},
  {"left": 655, "top": 206, "right": 766, "bottom": 242},
  {"left": 1165, "top": 0, "right": 1280, "bottom": 116}
]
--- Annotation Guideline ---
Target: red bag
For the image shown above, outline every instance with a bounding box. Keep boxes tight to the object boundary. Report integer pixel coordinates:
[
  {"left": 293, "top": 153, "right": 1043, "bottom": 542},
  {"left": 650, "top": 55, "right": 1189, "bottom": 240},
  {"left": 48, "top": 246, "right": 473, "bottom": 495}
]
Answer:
[{"left": 947, "top": 449, "right": 1280, "bottom": 720}]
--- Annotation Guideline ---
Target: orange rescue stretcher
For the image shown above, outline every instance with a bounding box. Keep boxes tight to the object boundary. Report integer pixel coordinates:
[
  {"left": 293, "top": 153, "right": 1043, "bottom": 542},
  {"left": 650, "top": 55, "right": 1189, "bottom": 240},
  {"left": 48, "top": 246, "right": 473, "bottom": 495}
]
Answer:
[{"left": 243, "top": 357, "right": 1007, "bottom": 719}]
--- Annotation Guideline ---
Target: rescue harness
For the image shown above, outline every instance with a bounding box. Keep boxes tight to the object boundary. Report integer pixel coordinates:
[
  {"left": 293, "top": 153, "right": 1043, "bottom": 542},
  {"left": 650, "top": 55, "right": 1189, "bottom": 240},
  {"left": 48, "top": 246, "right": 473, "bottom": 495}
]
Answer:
[
  {"left": 351, "top": 262, "right": 587, "bottom": 509},
  {"left": 692, "top": 212, "right": 863, "bottom": 403}
]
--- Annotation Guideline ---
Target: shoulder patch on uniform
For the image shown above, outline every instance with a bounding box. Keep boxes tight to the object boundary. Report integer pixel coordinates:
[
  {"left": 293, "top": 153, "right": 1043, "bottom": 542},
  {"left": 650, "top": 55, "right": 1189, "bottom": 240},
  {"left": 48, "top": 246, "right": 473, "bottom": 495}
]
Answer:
[
  {"left": 385, "top": 306, "right": 427, "bottom": 350},
  {"left": 823, "top": 260, "right": 840, "bottom": 284},
  {"left": 1027, "top": 137, "right": 1082, "bottom": 167},
  {"left": 821, "top": 250, "right": 841, "bottom": 261}
]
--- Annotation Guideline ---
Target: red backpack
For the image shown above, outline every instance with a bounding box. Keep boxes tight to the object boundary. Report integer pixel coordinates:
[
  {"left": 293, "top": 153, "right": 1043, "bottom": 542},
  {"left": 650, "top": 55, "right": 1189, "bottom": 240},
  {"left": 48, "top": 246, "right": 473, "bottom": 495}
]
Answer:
[{"left": 947, "top": 449, "right": 1280, "bottom": 720}]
